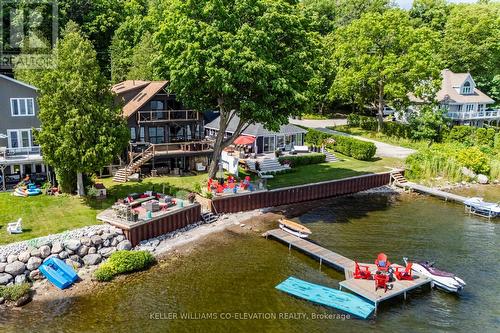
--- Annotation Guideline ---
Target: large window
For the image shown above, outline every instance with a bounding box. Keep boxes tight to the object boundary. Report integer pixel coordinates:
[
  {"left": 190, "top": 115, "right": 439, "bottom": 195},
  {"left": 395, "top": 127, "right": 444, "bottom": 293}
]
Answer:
[
  {"left": 478, "top": 104, "right": 485, "bottom": 112},
  {"left": 263, "top": 136, "right": 275, "bottom": 152},
  {"left": 10, "top": 98, "right": 35, "bottom": 116},
  {"left": 465, "top": 104, "right": 475, "bottom": 112},
  {"left": 276, "top": 135, "right": 285, "bottom": 149},
  {"left": 7, "top": 129, "right": 32, "bottom": 149},
  {"left": 130, "top": 128, "right": 137, "bottom": 141},
  {"left": 148, "top": 127, "right": 164, "bottom": 144},
  {"left": 151, "top": 100, "right": 165, "bottom": 120},
  {"left": 462, "top": 81, "right": 472, "bottom": 94}
]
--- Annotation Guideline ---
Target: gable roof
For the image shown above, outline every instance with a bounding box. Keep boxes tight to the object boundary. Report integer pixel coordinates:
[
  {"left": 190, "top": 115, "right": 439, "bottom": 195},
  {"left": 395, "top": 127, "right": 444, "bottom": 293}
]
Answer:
[
  {"left": 410, "top": 69, "right": 494, "bottom": 104},
  {"left": 0, "top": 73, "right": 38, "bottom": 90},
  {"left": 112, "top": 80, "right": 169, "bottom": 118},
  {"left": 205, "top": 113, "right": 308, "bottom": 137}
]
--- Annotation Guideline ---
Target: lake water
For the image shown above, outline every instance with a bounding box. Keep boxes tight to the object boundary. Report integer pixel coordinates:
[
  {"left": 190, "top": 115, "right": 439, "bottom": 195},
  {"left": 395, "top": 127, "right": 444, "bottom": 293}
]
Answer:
[{"left": 1, "top": 186, "right": 499, "bottom": 333}]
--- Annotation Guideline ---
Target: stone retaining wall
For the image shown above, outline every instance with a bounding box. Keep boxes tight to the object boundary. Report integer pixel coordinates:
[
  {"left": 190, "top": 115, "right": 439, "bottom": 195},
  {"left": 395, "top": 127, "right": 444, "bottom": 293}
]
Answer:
[{"left": 0, "top": 225, "right": 132, "bottom": 286}]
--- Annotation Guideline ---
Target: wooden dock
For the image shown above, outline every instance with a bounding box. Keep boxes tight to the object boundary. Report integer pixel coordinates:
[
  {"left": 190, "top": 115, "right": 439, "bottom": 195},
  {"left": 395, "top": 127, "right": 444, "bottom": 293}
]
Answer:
[
  {"left": 264, "top": 229, "right": 432, "bottom": 313},
  {"left": 397, "top": 181, "right": 468, "bottom": 203}
]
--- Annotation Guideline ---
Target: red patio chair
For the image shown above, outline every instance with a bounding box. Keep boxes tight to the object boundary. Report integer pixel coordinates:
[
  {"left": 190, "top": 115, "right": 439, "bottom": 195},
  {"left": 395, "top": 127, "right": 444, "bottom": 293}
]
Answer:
[
  {"left": 354, "top": 261, "right": 372, "bottom": 280},
  {"left": 375, "top": 253, "right": 391, "bottom": 272},
  {"left": 374, "top": 272, "right": 390, "bottom": 292},
  {"left": 394, "top": 262, "right": 413, "bottom": 281}
]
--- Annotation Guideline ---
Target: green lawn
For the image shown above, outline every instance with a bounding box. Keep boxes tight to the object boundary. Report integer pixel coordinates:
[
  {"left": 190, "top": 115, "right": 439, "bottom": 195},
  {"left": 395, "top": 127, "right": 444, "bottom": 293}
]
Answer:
[
  {"left": 0, "top": 174, "right": 207, "bottom": 245},
  {"left": 329, "top": 125, "right": 428, "bottom": 150},
  {"left": 0, "top": 157, "right": 402, "bottom": 245}
]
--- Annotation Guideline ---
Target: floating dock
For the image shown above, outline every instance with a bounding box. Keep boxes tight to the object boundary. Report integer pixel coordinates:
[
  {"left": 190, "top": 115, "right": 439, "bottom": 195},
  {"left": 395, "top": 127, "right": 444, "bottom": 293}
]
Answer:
[{"left": 264, "top": 229, "right": 432, "bottom": 314}]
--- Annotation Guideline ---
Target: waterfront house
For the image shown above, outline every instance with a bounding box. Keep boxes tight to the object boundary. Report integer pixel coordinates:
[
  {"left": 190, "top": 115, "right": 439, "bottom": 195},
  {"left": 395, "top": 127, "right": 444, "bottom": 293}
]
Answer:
[
  {"left": 0, "top": 74, "right": 47, "bottom": 191},
  {"left": 204, "top": 113, "right": 308, "bottom": 155},
  {"left": 111, "top": 80, "right": 213, "bottom": 182},
  {"left": 409, "top": 69, "right": 498, "bottom": 126}
]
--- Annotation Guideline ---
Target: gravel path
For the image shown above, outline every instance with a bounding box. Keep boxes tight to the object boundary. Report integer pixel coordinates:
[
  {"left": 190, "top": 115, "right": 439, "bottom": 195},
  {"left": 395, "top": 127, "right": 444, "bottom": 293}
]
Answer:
[{"left": 289, "top": 118, "right": 415, "bottom": 159}]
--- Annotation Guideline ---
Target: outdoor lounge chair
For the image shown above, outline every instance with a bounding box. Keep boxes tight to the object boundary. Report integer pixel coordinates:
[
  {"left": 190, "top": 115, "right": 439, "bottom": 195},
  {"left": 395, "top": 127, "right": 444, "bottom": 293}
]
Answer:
[
  {"left": 196, "top": 163, "right": 206, "bottom": 172},
  {"left": 394, "top": 262, "right": 413, "bottom": 281},
  {"left": 375, "top": 253, "right": 391, "bottom": 272},
  {"left": 354, "top": 261, "right": 372, "bottom": 280},
  {"left": 7, "top": 218, "right": 23, "bottom": 234}
]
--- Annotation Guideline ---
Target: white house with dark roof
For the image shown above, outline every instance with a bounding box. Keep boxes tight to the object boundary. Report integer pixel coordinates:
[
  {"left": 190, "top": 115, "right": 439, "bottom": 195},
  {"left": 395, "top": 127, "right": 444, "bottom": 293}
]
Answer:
[
  {"left": 204, "top": 112, "right": 307, "bottom": 154},
  {"left": 409, "top": 69, "right": 498, "bottom": 126}
]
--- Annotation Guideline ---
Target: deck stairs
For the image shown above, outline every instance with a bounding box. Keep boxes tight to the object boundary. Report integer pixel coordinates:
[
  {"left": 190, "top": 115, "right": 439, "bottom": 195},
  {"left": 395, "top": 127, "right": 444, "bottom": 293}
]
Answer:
[
  {"left": 201, "top": 212, "right": 219, "bottom": 224},
  {"left": 258, "top": 158, "right": 291, "bottom": 174},
  {"left": 390, "top": 171, "right": 408, "bottom": 185},
  {"left": 113, "top": 146, "right": 154, "bottom": 183},
  {"left": 324, "top": 151, "right": 340, "bottom": 163}
]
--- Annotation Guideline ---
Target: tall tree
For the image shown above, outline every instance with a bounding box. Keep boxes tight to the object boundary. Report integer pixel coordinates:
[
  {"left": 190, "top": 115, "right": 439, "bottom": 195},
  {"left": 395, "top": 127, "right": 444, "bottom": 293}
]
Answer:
[
  {"left": 155, "top": 0, "right": 317, "bottom": 178},
  {"left": 410, "top": 0, "right": 450, "bottom": 32},
  {"left": 440, "top": 3, "right": 500, "bottom": 101},
  {"left": 16, "top": 22, "right": 129, "bottom": 194},
  {"left": 127, "top": 32, "right": 159, "bottom": 81},
  {"left": 328, "top": 9, "right": 441, "bottom": 131}
]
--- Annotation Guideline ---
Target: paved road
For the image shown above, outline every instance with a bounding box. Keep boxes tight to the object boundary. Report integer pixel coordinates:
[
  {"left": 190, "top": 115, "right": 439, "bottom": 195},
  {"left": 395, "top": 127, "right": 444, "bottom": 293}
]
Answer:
[{"left": 289, "top": 118, "right": 415, "bottom": 159}]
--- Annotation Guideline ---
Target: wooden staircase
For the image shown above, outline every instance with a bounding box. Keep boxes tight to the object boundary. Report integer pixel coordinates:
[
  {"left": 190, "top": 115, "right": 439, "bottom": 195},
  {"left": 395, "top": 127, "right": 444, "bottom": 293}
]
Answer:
[
  {"left": 113, "top": 146, "right": 155, "bottom": 183},
  {"left": 324, "top": 151, "right": 340, "bottom": 163},
  {"left": 390, "top": 171, "right": 408, "bottom": 185}
]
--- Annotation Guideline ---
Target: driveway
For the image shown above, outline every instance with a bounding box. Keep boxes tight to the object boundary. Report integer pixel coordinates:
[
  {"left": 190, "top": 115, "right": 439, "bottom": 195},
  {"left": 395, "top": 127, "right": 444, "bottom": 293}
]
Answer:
[{"left": 289, "top": 118, "right": 415, "bottom": 159}]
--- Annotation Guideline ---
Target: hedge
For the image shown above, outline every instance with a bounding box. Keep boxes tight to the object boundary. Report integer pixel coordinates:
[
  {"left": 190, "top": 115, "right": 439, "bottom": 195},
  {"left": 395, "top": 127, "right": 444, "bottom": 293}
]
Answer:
[
  {"left": 94, "top": 250, "right": 156, "bottom": 282},
  {"left": 305, "top": 129, "right": 376, "bottom": 161},
  {"left": 446, "top": 126, "right": 497, "bottom": 147},
  {"left": 278, "top": 153, "right": 325, "bottom": 167},
  {"left": 0, "top": 283, "right": 31, "bottom": 301},
  {"left": 348, "top": 114, "right": 413, "bottom": 139}
]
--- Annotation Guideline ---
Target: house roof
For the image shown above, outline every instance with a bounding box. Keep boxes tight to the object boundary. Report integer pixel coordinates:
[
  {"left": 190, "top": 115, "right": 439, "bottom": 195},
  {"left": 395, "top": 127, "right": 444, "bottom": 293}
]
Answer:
[
  {"left": 205, "top": 113, "right": 308, "bottom": 137},
  {"left": 0, "top": 73, "right": 38, "bottom": 90},
  {"left": 112, "top": 80, "right": 169, "bottom": 118},
  {"left": 409, "top": 69, "right": 494, "bottom": 104}
]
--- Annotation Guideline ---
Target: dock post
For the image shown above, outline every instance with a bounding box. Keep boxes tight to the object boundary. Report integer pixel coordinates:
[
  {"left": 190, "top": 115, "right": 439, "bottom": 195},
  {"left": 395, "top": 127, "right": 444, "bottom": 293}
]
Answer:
[
  {"left": 288, "top": 242, "right": 291, "bottom": 252},
  {"left": 404, "top": 291, "right": 407, "bottom": 300},
  {"left": 319, "top": 258, "right": 322, "bottom": 271},
  {"left": 374, "top": 302, "right": 378, "bottom": 316}
]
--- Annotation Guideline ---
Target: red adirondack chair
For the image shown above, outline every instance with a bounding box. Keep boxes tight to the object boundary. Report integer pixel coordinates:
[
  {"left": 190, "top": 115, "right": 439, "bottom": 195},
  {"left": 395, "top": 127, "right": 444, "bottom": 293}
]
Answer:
[
  {"left": 354, "top": 261, "right": 372, "bottom": 280},
  {"left": 394, "top": 262, "right": 413, "bottom": 281},
  {"left": 375, "top": 253, "right": 391, "bottom": 272},
  {"left": 374, "top": 272, "right": 390, "bottom": 292}
]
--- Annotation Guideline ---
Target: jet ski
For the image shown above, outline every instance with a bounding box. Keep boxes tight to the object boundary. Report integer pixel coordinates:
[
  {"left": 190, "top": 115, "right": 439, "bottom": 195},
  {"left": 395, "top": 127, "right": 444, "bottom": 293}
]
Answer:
[{"left": 404, "top": 257, "right": 466, "bottom": 293}]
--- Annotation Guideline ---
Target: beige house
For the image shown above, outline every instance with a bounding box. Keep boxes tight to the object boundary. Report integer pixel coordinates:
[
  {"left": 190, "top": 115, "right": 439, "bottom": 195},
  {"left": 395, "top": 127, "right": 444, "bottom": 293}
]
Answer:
[{"left": 409, "top": 69, "right": 498, "bottom": 126}]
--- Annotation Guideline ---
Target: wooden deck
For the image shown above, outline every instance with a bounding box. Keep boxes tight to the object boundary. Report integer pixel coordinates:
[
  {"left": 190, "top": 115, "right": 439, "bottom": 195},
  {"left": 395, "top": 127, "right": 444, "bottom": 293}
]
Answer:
[
  {"left": 264, "top": 228, "right": 432, "bottom": 313},
  {"left": 397, "top": 182, "right": 468, "bottom": 203}
]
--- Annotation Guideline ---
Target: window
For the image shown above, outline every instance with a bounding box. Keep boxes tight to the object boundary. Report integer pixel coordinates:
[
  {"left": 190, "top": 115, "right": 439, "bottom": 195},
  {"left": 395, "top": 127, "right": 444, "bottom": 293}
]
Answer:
[
  {"left": 478, "top": 104, "right": 485, "bottom": 112},
  {"left": 9, "top": 131, "right": 18, "bottom": 148},
  {"left": 462, "top": 81, "right": 472, "bottom": 94},
  {"left": 263, "top": 136, "right": 275, "bottom": 152},
  {"left": 148, "top": 127, "right": 164, "bottom": 144},
  {"left": 10, "top": 98, "right": 35, "bottom": 116},
  {"left": 7, "top": 129, "right": 33, "bottom": 149},
  {"left": 139, "top": 127, "right": 145, "bottom": 141},
  {"left": 130, "top": 128, "right": 137, "bottom": 141},
  {"left": 465, "top": 104, "right": 475, "bottom": 112},
  {"left": 151, "top": 100, "right": 165, "bottom": 120},
  {"left": 276, "top": 135, "right": 285, "bottom": 149}
]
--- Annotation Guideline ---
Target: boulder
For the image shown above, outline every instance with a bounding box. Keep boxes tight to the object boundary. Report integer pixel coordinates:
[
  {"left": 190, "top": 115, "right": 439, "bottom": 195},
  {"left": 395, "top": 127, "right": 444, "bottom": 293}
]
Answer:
[
  {"left": 88, "top": 247, "right": 97, "bottom": 254},
  {"left": 116, "top": 235, "right": 125, "bottom": 242},
  {"left": 82, "top": 254, "right": 102, "bottom": 266},
  {"left": 103, "top": 239, "right": 111, "bottom": 247},
  {"left": 0, "top": 254, "right": 7, "bottom": 263},
  {"left": 91, "top": 235, "right": 103, "bottom": 245},
  {"left": 70, "top": 255, "right": 81, "bottom": 263},
  {"left": 103, "top": 232, "right": 114, "bottom": 240},
  {"left": 0, "top": 273, "right": 13, "bottom": 285},
  {"left": 99, "top": 247, "right": 116, "bottom": 258},
  {"left": 26, "top": 257, "right": 42, "bottom": 271},
  {"left": 111, "top": 238, "right": 119, "bottom": 247},
  {"left": 14, "top": 294, "right": 31, "bottom": 307},
  {"left": 65, "top": 239, "right": 81, "bottom": 251},
  {"left": 80, "top": 237, "right": 92, "bottom": 247},
  {"left": 51, "top": 241, "right": 63, "bottom": 254},
  {"left": 4, "top": 261, "right": 26, "bottom": 276},
  {"left": 0, "top": 263, "right": 6, "bottom": 273},
  {"left": 15, "top": 274, "right": 27, "bottom": 285},
  {"left": 460, "top": 167, "right": 476, "bottom": 179},
  {"left": 18, "top": 250, "right": 31, "bottom": 263},
  {"left": 7, "top": 254, "right": 17, "bottom": 263},
  {"left": 39, "top": 245, "right": 51, "bottom": 258},
  {"left": 97, "top": 229, "right": 104, "bottom": 235},
  {"left": 65, "top": 259, "right": 82, "bottom": 269},
  {"left": 30, "top": 248, "right": 41, "bottom": 258},
  {"left": 77, "top": 245, "right": 89, "bottom": 257},
  {"left": 29, "top": 269, "right": 42, "bottom": 280},
  {"left": 477, "top": 174, "right": 489, "bottom": 184},
  {"left": 58, "top": 251, "right": 69, "bottom": 259},
  {"left": 115, "top": 228, "right": 124, "bottom": 235},
  {"left": 117, "top": 240, "right": 132, "bottom": 251}
]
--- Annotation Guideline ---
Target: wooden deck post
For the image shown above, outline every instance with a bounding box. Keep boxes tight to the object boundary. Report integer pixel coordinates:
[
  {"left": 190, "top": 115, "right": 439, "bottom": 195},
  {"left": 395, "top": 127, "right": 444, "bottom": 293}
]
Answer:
[{"left": 319, "top": 258, "right": 322, "bottom": 271}]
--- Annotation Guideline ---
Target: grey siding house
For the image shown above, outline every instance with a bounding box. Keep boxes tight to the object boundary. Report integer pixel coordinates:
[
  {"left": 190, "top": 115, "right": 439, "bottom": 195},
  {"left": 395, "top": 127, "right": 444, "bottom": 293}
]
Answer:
[
  {"left": 204, "top": 113, "right": 307, "bottom": 155},
  {"left": 0, "top": 74, "right": 47, "bottom": 190}
]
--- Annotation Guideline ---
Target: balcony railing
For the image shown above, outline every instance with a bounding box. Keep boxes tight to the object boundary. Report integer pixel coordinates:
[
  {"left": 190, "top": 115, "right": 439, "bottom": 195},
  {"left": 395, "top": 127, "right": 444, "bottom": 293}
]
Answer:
[
  {"left": 138, "top": 110, "right": 200, "bottom": 123},
  {"left": 129, "top": 140, "right": 214, "bottom": 157},
  {"left": 447, "top": 110, "right": 500, "bottom": 120},
  {"left": 0, "top": 146, "right": 42, "bottom": 161}
]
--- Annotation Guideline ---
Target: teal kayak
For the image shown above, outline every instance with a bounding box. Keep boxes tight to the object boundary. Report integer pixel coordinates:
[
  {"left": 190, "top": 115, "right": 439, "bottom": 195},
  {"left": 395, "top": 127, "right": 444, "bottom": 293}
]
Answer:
[{"left": 275, "top": 276, "right": 375, "bottom": 319}]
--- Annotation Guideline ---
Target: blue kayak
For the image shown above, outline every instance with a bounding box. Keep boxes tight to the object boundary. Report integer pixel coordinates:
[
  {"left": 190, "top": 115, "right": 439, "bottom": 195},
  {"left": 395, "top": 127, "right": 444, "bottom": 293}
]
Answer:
[
  {"left": 39, "top": 257, "right": 79, "bottom": 289},
  {"left": 275, "top": 277, "right": 375, "bottom": 319}
]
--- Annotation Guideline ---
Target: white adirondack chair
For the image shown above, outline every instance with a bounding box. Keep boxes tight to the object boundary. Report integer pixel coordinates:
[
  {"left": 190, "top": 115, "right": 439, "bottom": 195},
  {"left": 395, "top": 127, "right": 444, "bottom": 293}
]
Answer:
[{"left": 7, "top": 218, "right": 23, "bottom": 234}]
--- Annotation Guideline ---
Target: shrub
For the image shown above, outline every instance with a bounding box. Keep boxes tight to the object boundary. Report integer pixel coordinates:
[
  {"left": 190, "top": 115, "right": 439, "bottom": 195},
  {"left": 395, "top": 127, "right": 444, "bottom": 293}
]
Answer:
[
  {"left": 347, "top": 113, "right": 360, "bottom": 127},
  {"left": 456, "top": 147, "right": 490, "bottom": 174},
  {"left": 278, "top": 153, "right": 325, "bottom": 167},
  {"left": 358, "top": 116, "right": 378, "bottom": 131},
  {"left": 350, "top": 140, "right": 377, "bottom": 160},
  {"left": 383, "top": 121, "right": 412, "bottom": 139},
  {"left": 405, "top": 144, "right": 463, "bottom": 183},
  {"left": 0, "top": 283, "right": 31, "bottom": 301},
  {"left": 306, "top": 129, "right": 376, "bottom": 161},
  {"left": 94, "top": 250, "right": 156, "bottom": 282}
]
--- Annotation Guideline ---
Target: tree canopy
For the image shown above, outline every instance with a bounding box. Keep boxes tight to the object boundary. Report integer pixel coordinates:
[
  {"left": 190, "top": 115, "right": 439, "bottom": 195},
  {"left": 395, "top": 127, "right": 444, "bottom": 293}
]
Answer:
[
  {"left": 16, "top": 22, "right": 129, "bottom": 194},
  {"left": 328, "top": 9, "right": 442, "bottom": 130},
  {"left": 155, "top": 0, "right": 318, "bottom": 177}
]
